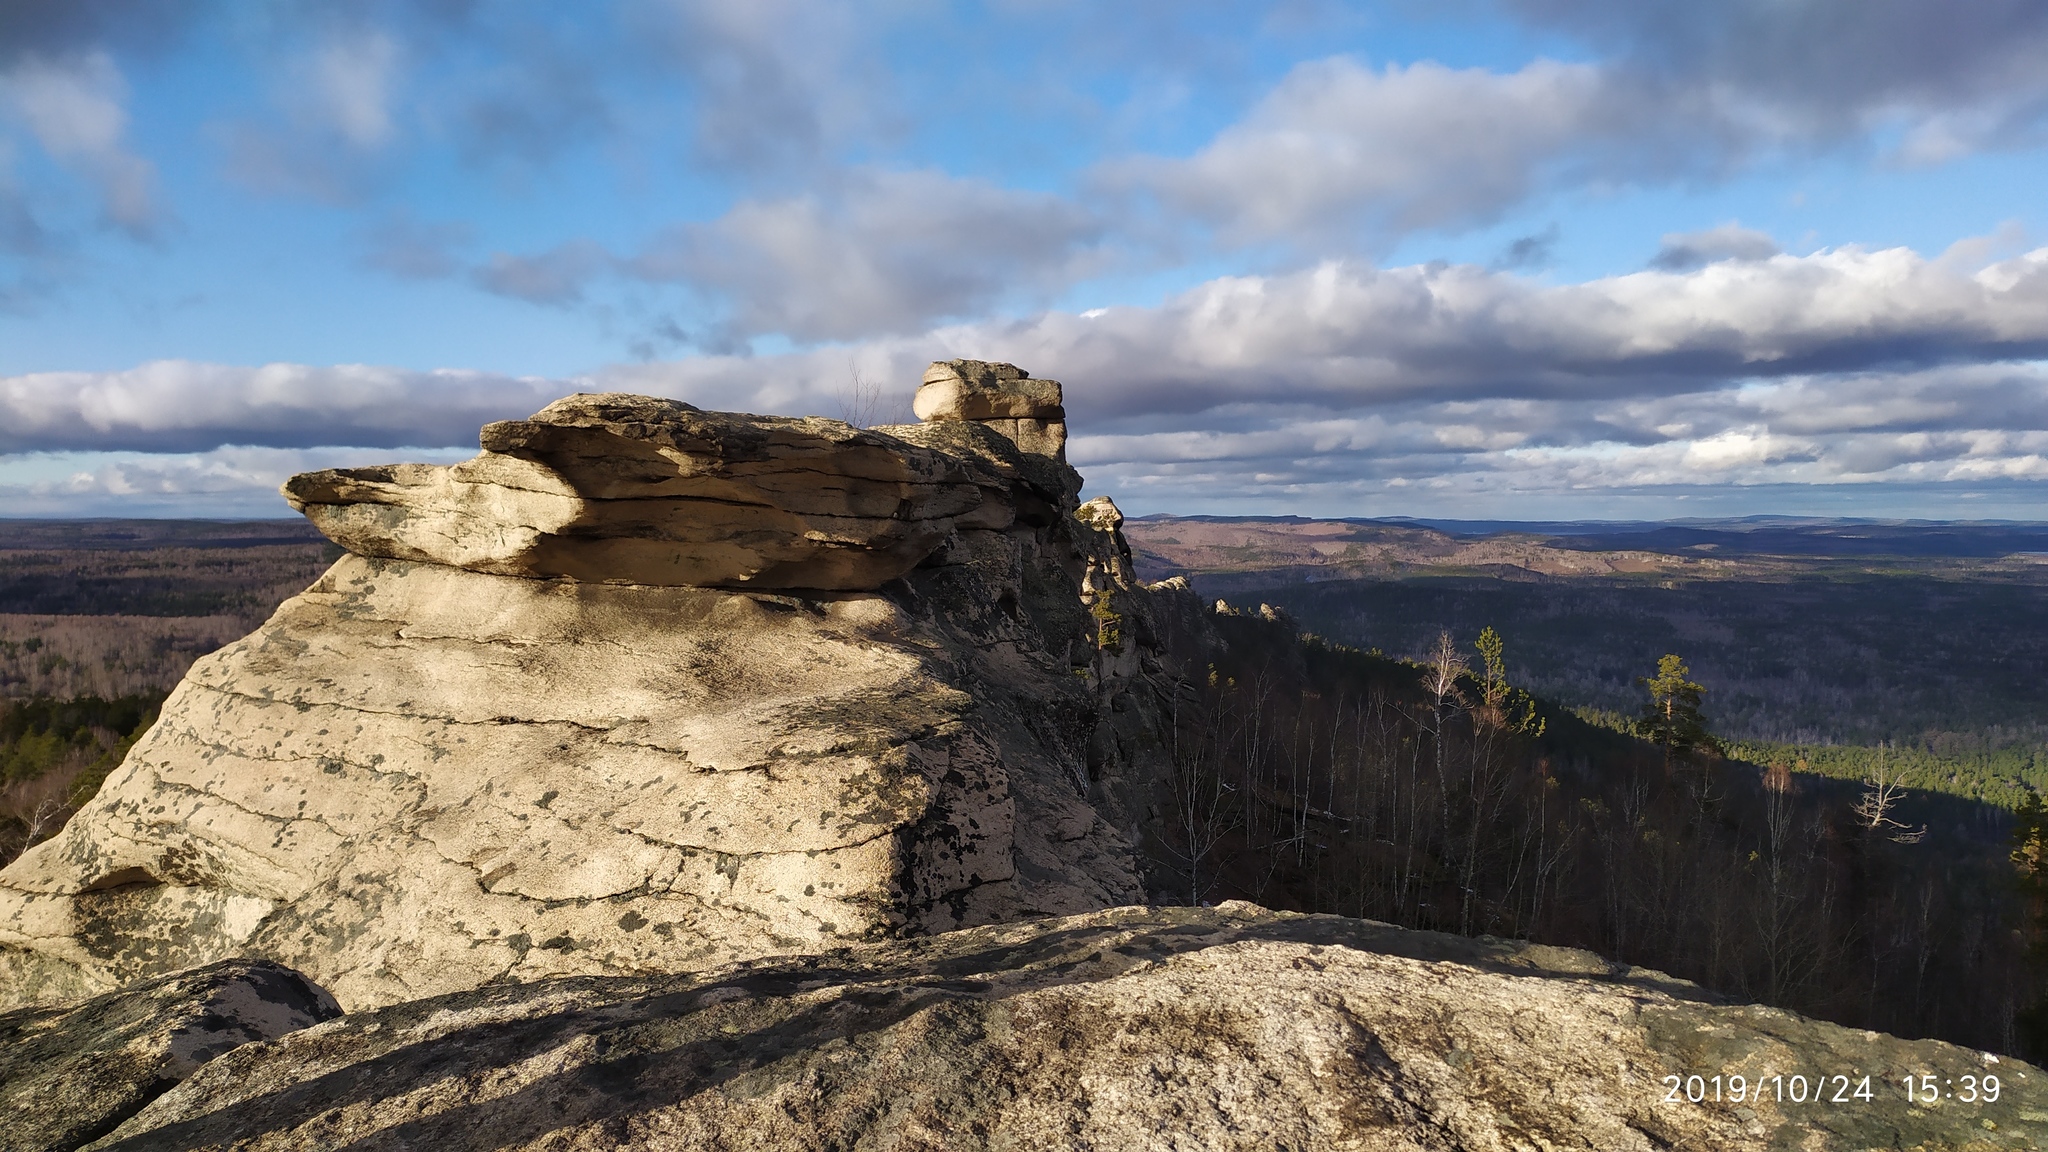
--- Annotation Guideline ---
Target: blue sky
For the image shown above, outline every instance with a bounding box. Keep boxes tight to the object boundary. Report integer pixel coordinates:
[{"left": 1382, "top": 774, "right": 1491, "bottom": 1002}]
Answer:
[{"left": 5, "top": 1, "right": 2048, "bottom": 519}]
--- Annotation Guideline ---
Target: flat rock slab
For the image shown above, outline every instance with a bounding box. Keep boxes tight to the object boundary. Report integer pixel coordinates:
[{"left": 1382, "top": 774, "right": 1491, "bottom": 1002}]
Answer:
[
  {"left": 91, "top": 905, "right": 2042, "bottom": 1151},
  {"left": 0, "top": 959, "right": 337, "bottom": 1152}
]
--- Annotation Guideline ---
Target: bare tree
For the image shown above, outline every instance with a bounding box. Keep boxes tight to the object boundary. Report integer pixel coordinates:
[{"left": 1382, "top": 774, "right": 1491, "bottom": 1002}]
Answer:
[
  {"left": 837, "top": 362, "right": 892, "bottom": 429},
  {"left": 1160, "top": 674, "right": 1241, "bottom": 906},
  {"left": 0, "top": 771, "right": 77, "bottom": 868},
  {"left": 1851, "top": 746, "right": 1926, "bottom": 844}
]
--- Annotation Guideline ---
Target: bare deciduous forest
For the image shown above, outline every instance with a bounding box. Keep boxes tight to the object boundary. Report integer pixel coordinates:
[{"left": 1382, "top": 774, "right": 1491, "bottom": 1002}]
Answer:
[
  {"left": 1140, "top": 607, "right": 2036, "bottom": 1057},
  {"left": 0, "top": 521, "right": 333, "bottom": 869}
]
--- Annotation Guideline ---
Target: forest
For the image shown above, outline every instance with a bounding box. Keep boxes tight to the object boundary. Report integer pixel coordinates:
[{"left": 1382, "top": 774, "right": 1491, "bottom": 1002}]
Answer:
[
  {"left": 0, "top": 522, "right": 334, "bottom": 867},
  {"left": 1125, "top": 516, "right": 2048, "bottom": 811},
  {"left": 1139, "top": 605, "right": 2041, "bottom": 1058}
]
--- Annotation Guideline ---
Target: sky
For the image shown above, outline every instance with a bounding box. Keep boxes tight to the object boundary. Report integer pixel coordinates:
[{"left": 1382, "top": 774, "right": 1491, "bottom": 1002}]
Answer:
[{"left": 4, "top": 1, "right": 2048, "bottom": 520}]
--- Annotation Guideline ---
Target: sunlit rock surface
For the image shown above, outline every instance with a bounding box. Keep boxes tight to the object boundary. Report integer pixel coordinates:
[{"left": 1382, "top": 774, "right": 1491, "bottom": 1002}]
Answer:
[{"left": 282, "top": 393, "right": 1013, "bottom": 590}]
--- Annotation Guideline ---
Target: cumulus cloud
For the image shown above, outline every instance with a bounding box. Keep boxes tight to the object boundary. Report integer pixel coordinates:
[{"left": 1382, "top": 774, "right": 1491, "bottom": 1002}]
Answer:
[
  {"left": 1116, "top": 57, "right": 1630, "bottom": 246},
  {"left": 597, "top": 239, "right": 2048, "bottom": 513},
  {"left": 11, "top": 236, "right": 2048, "bottom": 518},
  {"left": 906, "top": 242, "right": 2048, "bottom": 422},
  {"left": 0, "top": 51, "right": 160, "bottom": 235},
  {"left": 1501, "top": 0, "right": 2048, "bottom": 159},
  {"left": 1104, "top": 5, "right": 2048, "bottom": 258},
  {"left": 0, "top": 444, "right": 476, "bottom": 518},
  {"left": 628, "top": 169, "right": 1106, "bottom": 345}
]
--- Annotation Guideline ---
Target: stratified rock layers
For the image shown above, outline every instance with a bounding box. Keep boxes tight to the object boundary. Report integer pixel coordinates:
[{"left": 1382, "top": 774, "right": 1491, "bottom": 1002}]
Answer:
[
  {"left": 283, "top": 394, "right": 1013, "bottom": 591},
  {"left": 0, "top": 375, "right": 1150, "bottom": 1011}
]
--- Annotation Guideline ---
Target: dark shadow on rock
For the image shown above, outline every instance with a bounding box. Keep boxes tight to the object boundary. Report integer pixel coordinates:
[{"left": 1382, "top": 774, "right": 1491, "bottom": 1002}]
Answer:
[{"left": 0, "top": 958, "right": 337, "bottom": 1152}]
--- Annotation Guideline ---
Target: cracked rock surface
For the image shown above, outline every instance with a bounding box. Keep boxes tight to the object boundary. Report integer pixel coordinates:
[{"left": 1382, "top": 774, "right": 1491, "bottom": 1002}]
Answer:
[
  {"left": 87, "top": 905, "right": 2045, "bottom": 1152},
  {"left": 0, "top": 379, "right": 1155, "bottom": 1011},
  {"left": 0, "top": 958, "right": 337, "bottom": 1152}
]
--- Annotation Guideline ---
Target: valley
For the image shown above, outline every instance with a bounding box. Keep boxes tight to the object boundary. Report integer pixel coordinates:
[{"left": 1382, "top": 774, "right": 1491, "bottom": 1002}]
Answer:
[{"left": 1126, "top": 514, "right": 2048, "bottom": 808}]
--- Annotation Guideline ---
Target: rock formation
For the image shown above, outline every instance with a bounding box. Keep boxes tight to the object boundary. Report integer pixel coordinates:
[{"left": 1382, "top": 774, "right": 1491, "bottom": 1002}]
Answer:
[
  {"left": 912, "top": 359, "right": 1067, "bottom": 460},
  {"left": 84, "top": 905, "right": 2047, "bottom": 1151},
  {"left": 0, "top": 362, "right": 1169, "bottom": 1012},
  {"left": 282, "top": 395, "right": 1012, "bottom": 591},
  {"left": 0, "top": 958, "right": 336, "bottom": 1152}
]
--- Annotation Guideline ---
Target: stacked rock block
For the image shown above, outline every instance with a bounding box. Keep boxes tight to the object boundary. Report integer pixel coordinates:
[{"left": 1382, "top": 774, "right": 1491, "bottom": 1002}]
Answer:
[{"left": 913, "top": 360, "right": 1068, "bottom": 461}]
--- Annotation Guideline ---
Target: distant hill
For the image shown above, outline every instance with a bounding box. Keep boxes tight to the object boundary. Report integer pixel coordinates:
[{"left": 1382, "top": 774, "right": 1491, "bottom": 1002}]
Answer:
[{"left": 1126, "top": 513, "right": 2048, "bottom": 579}]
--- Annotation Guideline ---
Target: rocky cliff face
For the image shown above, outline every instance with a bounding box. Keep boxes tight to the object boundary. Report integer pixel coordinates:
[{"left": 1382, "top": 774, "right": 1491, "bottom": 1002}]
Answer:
[{"left": 0, "top": 364, "right": 1174, "bottom": 1012}]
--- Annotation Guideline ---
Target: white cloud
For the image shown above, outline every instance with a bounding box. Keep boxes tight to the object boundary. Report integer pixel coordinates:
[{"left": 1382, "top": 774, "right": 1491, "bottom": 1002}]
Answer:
[
  {"left": 887, "top": 242, "right": 2048, "bottom": 424},
  {"left": 9, "top": 238, "right": 2048, "bottom": 518},
  {"left": 0, "top": 445, "right": 475, "bottom": 517},
  {"left": 0, "top": 51, "right": 158, "bottom": 235},
  {"left": 628, "top": 169, "right": 1105, "bottom": 345},
  {"left": 0, "top": 360, "right": 566, "bottom": 453},
  {"left": 1115, "top": 57, "right": 1623, "bottom": 246}
]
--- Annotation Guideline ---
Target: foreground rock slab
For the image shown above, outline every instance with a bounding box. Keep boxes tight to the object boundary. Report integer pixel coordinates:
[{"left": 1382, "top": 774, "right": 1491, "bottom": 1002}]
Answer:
[
  {"left": 0, "top": 959, "right": 337, "bottom": 1152},
  {"left": 92, "top": 906, "right": 2041, "bottom": 1152}
]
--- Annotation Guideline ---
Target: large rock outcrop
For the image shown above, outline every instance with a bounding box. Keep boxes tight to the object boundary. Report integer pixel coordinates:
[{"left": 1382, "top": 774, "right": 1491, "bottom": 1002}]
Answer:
[
  {"left": 912, "top": 359, "right": 1067, "bottom": 460},
  {"left": 86, "top": 905, "right": 2046, "bottom": 1151},
  {"left": 0, "top": 364, "right": 1170, "bottom": 1011}
]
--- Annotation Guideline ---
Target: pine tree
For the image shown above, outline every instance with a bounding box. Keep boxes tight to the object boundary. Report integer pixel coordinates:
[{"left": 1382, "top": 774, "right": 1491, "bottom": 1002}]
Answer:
[
  {"left": 1635, "top": 653, "right": 1718, "bottom": 765},
  {"left": 2013, "top": 793, "right": 2048, "bottom": 1058}
]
